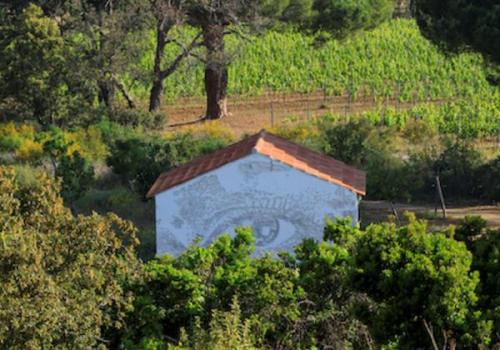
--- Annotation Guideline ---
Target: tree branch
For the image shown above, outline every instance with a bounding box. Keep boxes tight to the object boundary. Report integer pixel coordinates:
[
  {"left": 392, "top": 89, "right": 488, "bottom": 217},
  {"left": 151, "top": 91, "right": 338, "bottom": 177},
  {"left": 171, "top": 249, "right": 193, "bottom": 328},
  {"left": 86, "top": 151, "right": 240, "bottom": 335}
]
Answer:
[
  {"left": 159, "top": 32, "right": 203, "bottom": 79},
  {"left": 423, "top": 319, "right": 440, "bottom": 350}
]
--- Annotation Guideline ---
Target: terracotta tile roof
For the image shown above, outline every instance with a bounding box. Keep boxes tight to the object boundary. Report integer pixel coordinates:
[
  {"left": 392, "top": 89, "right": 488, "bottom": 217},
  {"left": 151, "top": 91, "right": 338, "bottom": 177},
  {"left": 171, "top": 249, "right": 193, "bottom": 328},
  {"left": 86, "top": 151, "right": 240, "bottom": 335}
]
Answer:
[{"left": 146, "top": 130, "right": 366, "bottom": 198}]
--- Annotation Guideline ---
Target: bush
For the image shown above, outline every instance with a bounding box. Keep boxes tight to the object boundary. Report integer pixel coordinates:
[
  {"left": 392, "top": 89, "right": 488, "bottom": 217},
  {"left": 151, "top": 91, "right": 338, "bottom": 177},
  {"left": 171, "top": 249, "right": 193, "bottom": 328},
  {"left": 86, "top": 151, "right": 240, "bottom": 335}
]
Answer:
[
  {"left": 107, "top": 132, "right": 230, "bottom": 197},
  {"left": 434, "top": 140, "right": 483, "bottom": 199},
  {"left": 15, "top": 138, "right": 44, "bottom": 162},
  {"left": 456, "top": 217, "right": 500, "bottom": 347},
  {"left": 323, "top": 119, "right": 373, "bottom": 167},
  {"left": 171, "top": 299, "right": 261, "bottom": 350},
  {"left": 475, "top": 156, "right": 500, "bottom": 202},
  {"left": 110, "top": 109, "right": 168, "bottom": 130},
  {"left": 74, "top": 187, "right": 155, "bottom": 260},
  {"left": 0, "top": 122, "right": 43, "bottom": 161},
  {"left": 119, "top": 228, "right": 303, "bottom": 349},
  {"left": 55, "top": 151, "right": 95, "bottom": 204},
  {"left": 0, "top": 166, "right": 141, "bottom": 349}
]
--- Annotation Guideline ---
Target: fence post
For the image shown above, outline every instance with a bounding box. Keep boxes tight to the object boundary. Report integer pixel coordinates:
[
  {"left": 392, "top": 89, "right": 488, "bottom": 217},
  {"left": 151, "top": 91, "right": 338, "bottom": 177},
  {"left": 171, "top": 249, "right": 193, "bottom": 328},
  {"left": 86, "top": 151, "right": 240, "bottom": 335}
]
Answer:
[
  {"left": 435, "top": 176, "right": 447, "bottom": 219},
  {"left": 270, "top": 101, "right": 274, "bottom": 127}
]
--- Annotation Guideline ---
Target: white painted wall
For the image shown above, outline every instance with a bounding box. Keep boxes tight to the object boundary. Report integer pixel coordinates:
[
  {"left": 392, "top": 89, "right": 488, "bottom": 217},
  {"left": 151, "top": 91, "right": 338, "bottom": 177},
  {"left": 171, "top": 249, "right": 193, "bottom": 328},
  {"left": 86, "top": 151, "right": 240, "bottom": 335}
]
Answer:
[{"left": 155, "top": 153, "right": 359, "bottom": 256}]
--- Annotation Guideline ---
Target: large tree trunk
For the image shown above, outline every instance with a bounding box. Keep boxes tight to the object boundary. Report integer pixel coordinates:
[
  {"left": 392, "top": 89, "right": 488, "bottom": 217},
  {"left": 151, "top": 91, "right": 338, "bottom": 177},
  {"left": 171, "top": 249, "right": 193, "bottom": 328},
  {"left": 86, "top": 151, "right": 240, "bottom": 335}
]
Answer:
[
  {"left": 149, "top": 16, "right": 202, "bottom": 112},
  {"left": 203, "top": 24, "right": 228, "bottom": 120},
  {"left": 149, "top": 21, "right": 167, "bottom": 112}
]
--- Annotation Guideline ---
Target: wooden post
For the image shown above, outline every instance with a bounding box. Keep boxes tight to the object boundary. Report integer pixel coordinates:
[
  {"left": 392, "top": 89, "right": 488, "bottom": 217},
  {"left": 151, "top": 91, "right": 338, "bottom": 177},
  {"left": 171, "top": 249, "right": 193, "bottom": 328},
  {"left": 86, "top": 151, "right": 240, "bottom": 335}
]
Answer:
[
  {"left": 270, "top": 101, "right": 274, "bottom": 127},
  {"left": 391, "top": 201, "right": 400, "bottom": 225},
  {"left": 435, "top": 176, "right": 447, "bottom": 218}
]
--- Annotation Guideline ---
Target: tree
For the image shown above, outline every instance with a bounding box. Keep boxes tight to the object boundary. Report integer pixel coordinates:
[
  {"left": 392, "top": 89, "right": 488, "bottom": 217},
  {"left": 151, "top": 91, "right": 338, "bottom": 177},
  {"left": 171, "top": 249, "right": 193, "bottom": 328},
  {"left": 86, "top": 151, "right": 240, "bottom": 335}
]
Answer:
[
  {"left": 119, "top": 228, "right": 303, "bottom": 349},
  {"left": 455, "top": 216, "right": 500, "bottom": 347},
  {"left": 66, "top": 0, "right": 150, "bottom": 110},
  {"left": 56, "top": 151, "right": 95, "bottom": 205},
  {"left": 414, "top": 0, "right": 500, "bottom": 67},
  {"left": 347, "top": 213, "right": 485, "bottom": 349},
  {"left": 310, "top": 0, "right": 395, "bottom": 38},
  {"left": 148, "top": 0, "right": 203, "bottom": 112},
  {"left": 0, "top": 166, "right": 142, "bottom": 349},
  {"left": 0, "top": 4, "right": 94, "bottom": 126},
  {"left": 186, "top": 0, "right": 290, "bottom": 119},
  {"left": 288, "top": 218, "right": 375, "bottom": 349}
]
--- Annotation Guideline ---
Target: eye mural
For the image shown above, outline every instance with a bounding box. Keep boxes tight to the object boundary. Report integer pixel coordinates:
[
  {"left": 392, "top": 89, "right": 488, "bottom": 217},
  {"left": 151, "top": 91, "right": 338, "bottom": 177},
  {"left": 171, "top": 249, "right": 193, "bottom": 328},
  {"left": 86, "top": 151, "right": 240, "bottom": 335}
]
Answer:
[
  {"left": 203, "top": 198, "right": 322, "bottom": 251},
  {"left": 156, "top": 157, "right": 358, "bottom": 256}
]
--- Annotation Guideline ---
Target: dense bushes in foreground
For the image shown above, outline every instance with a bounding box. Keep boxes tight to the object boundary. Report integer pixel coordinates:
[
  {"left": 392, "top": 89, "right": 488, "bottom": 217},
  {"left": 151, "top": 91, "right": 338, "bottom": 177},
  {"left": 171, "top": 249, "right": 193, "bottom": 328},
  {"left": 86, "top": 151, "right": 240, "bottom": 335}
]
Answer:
[
  {"left": 0, "top": 167, "right": 142, "bottom": 349},
  {"left": 1, "top": 166, "right": 498, "bottom": 349}
]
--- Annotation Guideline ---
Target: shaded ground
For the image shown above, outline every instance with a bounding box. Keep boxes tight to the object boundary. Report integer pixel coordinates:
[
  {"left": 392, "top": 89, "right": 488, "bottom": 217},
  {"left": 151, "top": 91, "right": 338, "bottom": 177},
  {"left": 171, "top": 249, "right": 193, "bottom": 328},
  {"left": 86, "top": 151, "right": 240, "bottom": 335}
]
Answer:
[
  {"left": 361, "top": 200, "right": 500, "bottom": 228},
  {"left": 162, "top": 91, "right": 442, "bottom": 136}
]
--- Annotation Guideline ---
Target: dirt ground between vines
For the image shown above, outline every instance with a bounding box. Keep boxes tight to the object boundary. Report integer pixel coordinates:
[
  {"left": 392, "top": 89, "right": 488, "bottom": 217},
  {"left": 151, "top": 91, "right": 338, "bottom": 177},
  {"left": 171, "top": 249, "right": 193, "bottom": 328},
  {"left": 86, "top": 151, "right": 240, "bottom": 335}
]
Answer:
[
  {"left": 361, "top": 201, "right": 500, "bottom": 228},
  {"left": 162, "top": 91, "right": 444, "bottom": 136}
]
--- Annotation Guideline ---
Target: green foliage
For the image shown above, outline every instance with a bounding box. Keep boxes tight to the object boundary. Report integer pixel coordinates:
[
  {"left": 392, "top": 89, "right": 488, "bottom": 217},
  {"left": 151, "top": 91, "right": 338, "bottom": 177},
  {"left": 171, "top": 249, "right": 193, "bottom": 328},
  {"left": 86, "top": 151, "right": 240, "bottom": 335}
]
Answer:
[
  {"left": 110, "top": 109, "right": 168, "bottom": 130},
  {"left": 0, "top": 4, "right": 94, "bottom": 126},
  {"left": 289, "top": 218, "right": 372, "bottom": 349},
  {"left": 348, "top": 213, "right": 483, "bottom": 348},
  {"left": 120, "top": 228, "right": 303, "bottom": 349},
  {"left": 74, "top": 187, "right": 156, "bottom": 261},
  {"left": 171, "top": 299, "right": 261, "bottom": 350},
  {"left": 455, "top": 217, "right": 500, "bottom": 346},
  {"left": 41, "top": 125, "right": 72, "bottom": 160},
  {"left": 275, "top": 115, "right": 498, "bottom": 201},
  {"left": 475, "top": 156, "right": 500, "bottom": 201},
  {"left": 415, "top": 0, "right": 500, "bottom": 66},
  {"left": 323, "top": 119, "right": 372, "bottom": 166},
  {"left": 455, "top": 215, "right": 488, "bottom": 243},
  {"left": 434, "top": 140, "right": 482, "bottom": 198},
  {"left": 312, "top": 0, "right": 395, "bottom": 38},
  {"left": 107, "top": 132, "right": 230, "bottom": 197},
  {"left": 0, "top": 166, "right": 142, "bottom": 349},
  {"left": 129, "top": 19, "right": 497, "bottom": 102},
  {"left": 118, "top": 215, "right": 496, "bottom": 349},
  {"left": 55, "top": 151, "right": 95, "bottom": 204}
]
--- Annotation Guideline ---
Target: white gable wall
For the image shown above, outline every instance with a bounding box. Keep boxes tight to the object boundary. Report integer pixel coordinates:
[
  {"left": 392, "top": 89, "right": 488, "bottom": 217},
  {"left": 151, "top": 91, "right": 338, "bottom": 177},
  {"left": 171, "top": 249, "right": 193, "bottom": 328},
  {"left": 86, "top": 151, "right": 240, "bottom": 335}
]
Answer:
[{"left": 155, "top": 153, "right": 359, "bottom": 256}]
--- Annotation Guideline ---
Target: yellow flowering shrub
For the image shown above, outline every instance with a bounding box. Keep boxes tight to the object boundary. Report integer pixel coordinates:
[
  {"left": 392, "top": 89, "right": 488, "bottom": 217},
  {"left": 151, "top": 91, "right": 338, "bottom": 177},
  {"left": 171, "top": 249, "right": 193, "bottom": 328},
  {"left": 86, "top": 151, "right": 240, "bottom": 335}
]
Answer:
[
  {"left": 0, "top": 123, "right": 44, "bottom": 161},
  {"left": 172, "top": 121, "right": 236, "bottom": 143},
  {"left": 16, "top": 139, "right": 44, "bottom": 161}
]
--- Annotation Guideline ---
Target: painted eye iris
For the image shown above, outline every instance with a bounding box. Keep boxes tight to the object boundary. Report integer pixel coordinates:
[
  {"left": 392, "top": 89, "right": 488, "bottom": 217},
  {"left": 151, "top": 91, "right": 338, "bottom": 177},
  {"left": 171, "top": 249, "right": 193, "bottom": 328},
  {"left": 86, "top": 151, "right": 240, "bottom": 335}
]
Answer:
[{"left": 204, "top": 207, "right": 320, "bottom": 252}]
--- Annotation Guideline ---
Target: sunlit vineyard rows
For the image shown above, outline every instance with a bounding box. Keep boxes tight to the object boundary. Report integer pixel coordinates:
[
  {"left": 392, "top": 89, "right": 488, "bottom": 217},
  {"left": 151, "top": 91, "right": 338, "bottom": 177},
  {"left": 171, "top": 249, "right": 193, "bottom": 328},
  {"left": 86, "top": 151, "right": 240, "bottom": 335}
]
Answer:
[
  {"left": 335, "top": 92, "right": 499, "bottom": 138},
  {"left": 126, "top": 19, "right": 498, "bottom": 103}
]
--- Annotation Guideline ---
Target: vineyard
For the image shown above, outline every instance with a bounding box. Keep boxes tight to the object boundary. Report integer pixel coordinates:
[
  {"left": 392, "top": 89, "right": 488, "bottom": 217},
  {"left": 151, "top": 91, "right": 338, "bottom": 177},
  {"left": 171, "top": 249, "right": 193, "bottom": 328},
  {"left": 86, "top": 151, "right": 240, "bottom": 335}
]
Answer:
[{"left": 126, "top": 19, "right": 498, "bottom": 103}]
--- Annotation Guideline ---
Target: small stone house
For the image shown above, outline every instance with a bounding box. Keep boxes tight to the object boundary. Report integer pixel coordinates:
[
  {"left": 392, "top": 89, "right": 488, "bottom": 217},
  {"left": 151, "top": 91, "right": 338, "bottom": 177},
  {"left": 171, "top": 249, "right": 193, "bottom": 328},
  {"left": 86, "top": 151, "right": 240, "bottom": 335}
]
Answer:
[{"left": 147, "top": 130, "right": 366, "bottom": 256}]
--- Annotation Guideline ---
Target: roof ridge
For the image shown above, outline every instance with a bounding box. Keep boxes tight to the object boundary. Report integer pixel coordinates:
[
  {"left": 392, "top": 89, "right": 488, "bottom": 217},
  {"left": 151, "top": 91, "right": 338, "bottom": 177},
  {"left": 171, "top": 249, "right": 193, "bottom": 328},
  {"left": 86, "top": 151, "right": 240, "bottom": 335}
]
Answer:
[{"left": 146, "top": 129, "right": 366, "bottom": 198}]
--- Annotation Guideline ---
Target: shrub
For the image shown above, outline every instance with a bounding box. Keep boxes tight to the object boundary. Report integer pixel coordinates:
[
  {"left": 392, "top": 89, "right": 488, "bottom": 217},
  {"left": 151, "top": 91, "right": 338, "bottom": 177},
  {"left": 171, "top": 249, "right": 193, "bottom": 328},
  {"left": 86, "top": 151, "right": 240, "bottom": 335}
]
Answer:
[
  {"left": 107, "top": 132, "right": 230, "bottom": 197},
  {"left": 55, "top": 151, "right": 95, "bottom": 204},
  {"left": 475, "top": 156, "right": 500, "bottom": 202},
  {"left": 119, "top": 228, "right": 302, "bottom": 349},
  {"left": 183, "top": 121, "right": 236, "bottom": 145},
  {"left": 456, "top": 217, "right": 500, "bottom": 347},
  {"left": 172, "top": 299, "right": 261, "bottom": 350},
  {"left": 434, "top": 140, "right": 483, "bottom": 199},
  {"left": 15, "top": 138, "right": 44, "bottom": 162},
  {"left": 110, "top": 109, "right": 168, "bottom": 130},
  {"left": 0, "top": 166, "right": 141, "bottom": 349},
  {"left": 323, "top": 119, "right": 373, "bottom": 167},
  {"left": 347, "top": 213, "right": 484, "bottom": 348}
]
